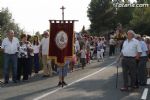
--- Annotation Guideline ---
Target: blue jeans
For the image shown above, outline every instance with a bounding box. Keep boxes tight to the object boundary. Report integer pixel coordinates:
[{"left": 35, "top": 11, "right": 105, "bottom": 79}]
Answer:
[
  {"left": 34, "top": 53, "right": 40, "bottom": 73},
  {"left": 4, "top": 53, "right": 18, "bottom": 82}
]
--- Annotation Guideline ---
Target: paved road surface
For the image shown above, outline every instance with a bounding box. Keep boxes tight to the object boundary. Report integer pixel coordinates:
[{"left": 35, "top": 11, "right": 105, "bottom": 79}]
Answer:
[{"left": 0, "top": 56, "right": 149, "bottom": 100}]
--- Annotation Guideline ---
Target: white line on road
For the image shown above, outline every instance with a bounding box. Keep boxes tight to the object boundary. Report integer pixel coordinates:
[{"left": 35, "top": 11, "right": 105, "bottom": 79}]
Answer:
[
  {"left": 141, "top": 88, "right": 148, "bottom": 100},
  {"left": 147, "top": 78, "right": 150, "bottom": 85},
  {"left": 33, "top": 61, "right": 116, "bottom": 100}
]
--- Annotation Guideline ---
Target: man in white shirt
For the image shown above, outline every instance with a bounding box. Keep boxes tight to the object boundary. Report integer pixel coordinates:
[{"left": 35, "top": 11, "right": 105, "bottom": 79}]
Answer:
[
  {"left": 1, "top": 30, "right": 19, "bottom": 84},
  {"left": 40, "top": 31, "right": 52, "bottom": 77},
  {"left": 120, "top": 30, "right": 142, "bottom": 91},
  {"left": 136, "top": 36, "right": 148, "bottom": 86}
]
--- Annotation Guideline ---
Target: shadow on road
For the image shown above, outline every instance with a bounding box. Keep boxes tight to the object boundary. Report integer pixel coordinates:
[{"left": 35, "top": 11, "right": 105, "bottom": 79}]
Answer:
[{"left": 53, "top": 71, "right": 140, "bottom": 100}]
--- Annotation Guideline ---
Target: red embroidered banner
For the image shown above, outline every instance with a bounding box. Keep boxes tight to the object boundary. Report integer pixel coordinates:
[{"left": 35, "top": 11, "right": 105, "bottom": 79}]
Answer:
[{"left": 48, "top": 20, "right": 74, "bottom": 67}]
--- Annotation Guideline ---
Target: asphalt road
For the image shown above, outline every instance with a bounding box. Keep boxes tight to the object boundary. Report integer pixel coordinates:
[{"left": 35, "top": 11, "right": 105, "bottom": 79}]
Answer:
[{"left": 0, "top": 56, "right": 149, "bottom": 100}]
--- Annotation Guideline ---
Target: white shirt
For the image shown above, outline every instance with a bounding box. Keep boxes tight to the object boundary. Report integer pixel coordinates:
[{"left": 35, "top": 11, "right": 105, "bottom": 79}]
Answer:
[
  {"left": 122, "top": 38, "right": 142, "bottom": 57},
  {"left": 18, "top": 42, "right": 28, "bottom": 58},
  {"left": 40, "top": 37, "right": 49, "bottom": 55},
  {"left": 27, "top": 42, "right": 34, "bottom": 56},
  {"left": 101, "top": 40, "right": 106, "bottom": 47},
  {"left": 139, "top": 41, "right": 148, "bottom": 57},
  {"left": 109, "top": 39, "right": 116, "bottom": 45},
  {"left": 97, "top": 42, "right": 102, "bottom": 51},
  {"left": 75, "top": 40, "right": 80, "bottom": 53},
  {"left": 148, "top": 44, "right": 150, "bottom": 51},
  {"left": 1, "top": 37, "right": 19, "bottom": 54},
  {"left": 80, "top": 49, "right": 86, "bottom": 58},
  {"left": 33, "top": 44, "right": 40, "bottom": 54}
]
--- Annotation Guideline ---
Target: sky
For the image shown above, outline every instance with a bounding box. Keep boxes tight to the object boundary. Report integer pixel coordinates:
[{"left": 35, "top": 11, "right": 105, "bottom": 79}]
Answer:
[{"left": 0, "top": 0, "right": 136, "bottom": 35}]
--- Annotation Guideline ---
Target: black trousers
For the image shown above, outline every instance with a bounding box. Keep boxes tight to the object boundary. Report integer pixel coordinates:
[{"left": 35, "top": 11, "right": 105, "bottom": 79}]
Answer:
[
  {"left": 17, "top": 58, "right": 29, "bottom": 80},
  {"left": 28, "top": 56, "right": 34, "bottom": 75},
  {"left": 138, "top": 57, "right": 148, "bottom": 84},
  {"left": 109, "top": 45, "right": 115, "bottom": 56},
  {"left": 51, "top": 60, "right": 57, "bottom": 72},
  {"left": 122, "top": 57, "right": 136, "bottom": 87}
]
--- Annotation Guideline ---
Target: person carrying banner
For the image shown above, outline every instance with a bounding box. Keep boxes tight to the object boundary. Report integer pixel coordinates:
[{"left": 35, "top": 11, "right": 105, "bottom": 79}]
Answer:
[
  {"left": 48, "top": 20, "right": 76, "bottom": 87},
  {"left": 57, "top": 60, "right": 69, "bottom": 87}
]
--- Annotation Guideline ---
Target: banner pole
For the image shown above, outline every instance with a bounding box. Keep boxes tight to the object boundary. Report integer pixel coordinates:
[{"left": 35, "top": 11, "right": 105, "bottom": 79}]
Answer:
[
  {"left": 62, "top": 66, "right": 64, "bottom": 87},
  {"left": 116, "top": 64, "right": 119, "bottom": 88}
]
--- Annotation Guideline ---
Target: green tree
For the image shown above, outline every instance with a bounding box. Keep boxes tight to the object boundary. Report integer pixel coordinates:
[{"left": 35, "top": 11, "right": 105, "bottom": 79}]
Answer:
[
  {"left": 0, "top": 8, "right": 12, "bottom": 34},
  {"left": 87, "top": 0, "right": 116, "bottom": 35},
  {"left": 137, "top": 0, "right": 150, "bottom": 3},
  {"left": 87, "top": 0, "right": 135, "bottom": 35},
  {"left": 0, "top": 8, "right": 22, "bottom": 38},
  {"left": 115, "top": 1, "right": 134, "bottom": 28},
  {"left": 147, "top": 0, "right": 150, "bottom": 3},
  {"left": 130, "top": 7, "right": 150, "bottom": 35},
  {"left": 137, "top": 0, "right": 146, "bottom": 3}
]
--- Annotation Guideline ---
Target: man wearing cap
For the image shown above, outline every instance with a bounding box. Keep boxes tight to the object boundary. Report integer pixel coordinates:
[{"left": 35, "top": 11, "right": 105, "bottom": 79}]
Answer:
[
  {"left": 40, "top": 31, "right": 52, "bottom": 77},
  {"left": 119, "top": 30, "right": 142, "bottom": 91},
  {"left": 1, "top": 30, "right": 19, "bottom": 84}
]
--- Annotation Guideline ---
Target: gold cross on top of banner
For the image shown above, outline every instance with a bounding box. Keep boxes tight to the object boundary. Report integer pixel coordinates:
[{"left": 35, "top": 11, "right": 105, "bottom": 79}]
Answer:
[{"left": 60, "top": 6, "right": 66, "bottom": 20}]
